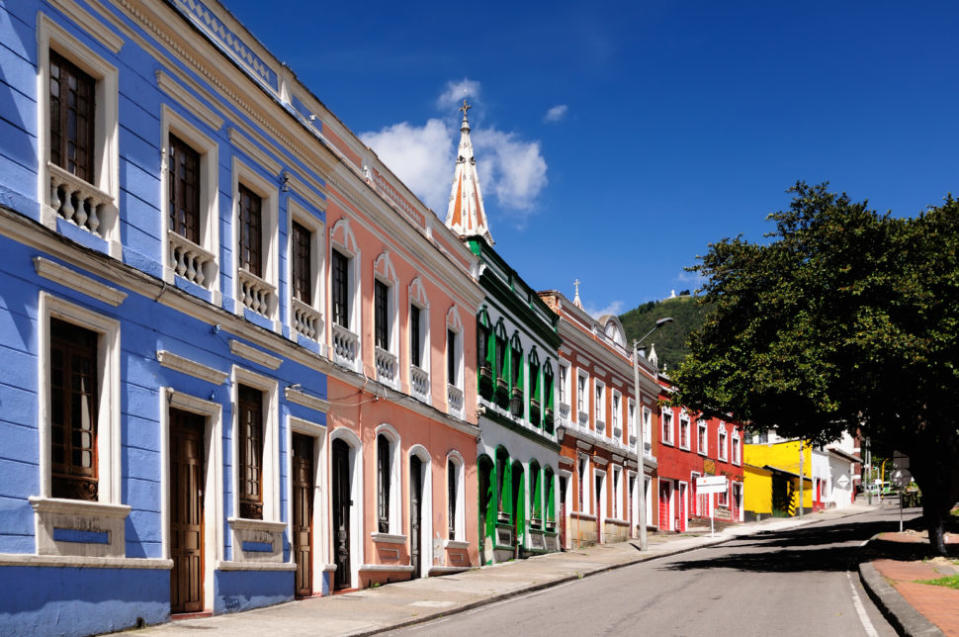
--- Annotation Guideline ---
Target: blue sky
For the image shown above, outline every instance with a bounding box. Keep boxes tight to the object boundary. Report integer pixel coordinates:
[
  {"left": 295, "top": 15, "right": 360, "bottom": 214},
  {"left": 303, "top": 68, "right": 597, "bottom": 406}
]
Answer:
[{"left": 226, "top": 0, "right": 959, "bottom": 316}]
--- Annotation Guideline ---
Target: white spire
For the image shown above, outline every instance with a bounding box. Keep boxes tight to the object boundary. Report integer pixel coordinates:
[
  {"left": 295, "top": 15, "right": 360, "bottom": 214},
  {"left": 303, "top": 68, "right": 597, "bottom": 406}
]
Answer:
[
  {"left": 445, "top": 99, "right": 493, "bottom": 245},
  {"left": 573, "top": 279, "right": 583, "bottom": 309}
]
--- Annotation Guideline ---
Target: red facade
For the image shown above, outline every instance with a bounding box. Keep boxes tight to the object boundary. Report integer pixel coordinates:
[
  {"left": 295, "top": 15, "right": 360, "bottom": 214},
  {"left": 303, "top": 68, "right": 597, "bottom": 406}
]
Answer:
[{"left": 655, "top": 379, "right": 745, "bottom": 531}]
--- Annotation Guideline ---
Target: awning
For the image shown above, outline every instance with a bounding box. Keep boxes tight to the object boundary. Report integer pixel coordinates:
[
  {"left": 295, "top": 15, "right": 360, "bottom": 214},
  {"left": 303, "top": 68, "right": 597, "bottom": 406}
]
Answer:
[{"left": 764, "top": 465, "right": 813, "bottom": 483}]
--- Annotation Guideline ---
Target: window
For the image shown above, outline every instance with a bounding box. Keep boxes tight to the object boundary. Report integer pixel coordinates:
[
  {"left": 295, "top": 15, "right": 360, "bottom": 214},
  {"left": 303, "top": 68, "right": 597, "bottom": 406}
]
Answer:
[
  {"left": 377, "top": 434, "right": 391, "bottom": 533},
  {"left": 50, "top": 51, "right": 96, "bottom": 184},
  {"left": 697, "top": 420, "right": 708, "bottom": 456},
  {"left": 718, "top": 484, "right": 728, "bottom": 507},
  {"left": 39, "top": 18, "right": 121, "bottom": 249},
  {"left": 409, "top": 306, "right": 422, "bottom": 366},
  {"left": 612, "top": 396, "right": 623, "bottom": 438},
  {"left": 576, "top": 371, "right": 588, "bottom": 425},
  {"left": 291, "top": 221, "right": 312, "bottom": 305},
  {"left": 578, "top": 455, "right": 589, "bottom": 512},
  {"left": 543, "top": 363, "right": 555, "bottom": 433},
  {"left": 662, "top": 408, "right": 674, "bottom": 445},
  {"left": 612, "top": 467, "right": 622, "bottom": 519},
  {"left": 718, "top": 427, "right": 728, "bottom": 461},
  {"left": 594, "top": 381, "right": 606, "bottom": 432},
  {"left": 732, "top": 432, "right": 741, "bottom": 465},
  {"left": 558, "top": 362, "right": 569, "bottom": 406},
  {"left": 50, "top": 319, "right": 99, "bottom": 501},
  {"left": 168, "top": 134, "right": 200, "bottom": 244},
  {"left": 528, "top": 351, "right": 541, "bottom": 427},
  {"left": 642, "top": 406, "right": 652, "bottom": 452},
  {"left": 447, "top": 328, "right": 457, "bottom": 384},
  {"left": 627, "top": 399, "right": 636, "bottom": 440},
  {"left": 237, "top": 184, "right": 263, "bottom": 278},
  {"left": 679, "top": 413, "right": 690, "bottom": 450},
  {"left": 448, "top": 459, "right": 457, "bottom": 539},
  {"left": 332, "top": 249, "right": 350, "bottom": 328},
  {"left": 237, "top": 384, "right": 264, "bottom": 519}
]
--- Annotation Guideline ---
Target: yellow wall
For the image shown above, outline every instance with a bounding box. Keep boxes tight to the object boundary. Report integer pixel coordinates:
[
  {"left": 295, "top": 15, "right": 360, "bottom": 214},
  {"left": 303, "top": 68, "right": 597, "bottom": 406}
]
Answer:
[
  {"left": 744, "top": 441, "right": 813, "bottom": 511},
  {"left": 743, "top": 465, "right": 772, "bottom": 515}
]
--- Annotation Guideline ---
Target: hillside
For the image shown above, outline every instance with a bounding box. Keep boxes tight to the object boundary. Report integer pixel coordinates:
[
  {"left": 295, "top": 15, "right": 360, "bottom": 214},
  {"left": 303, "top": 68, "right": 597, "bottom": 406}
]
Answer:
[{"left": 619, "top": 295, "right": 710, "bottom": 371}]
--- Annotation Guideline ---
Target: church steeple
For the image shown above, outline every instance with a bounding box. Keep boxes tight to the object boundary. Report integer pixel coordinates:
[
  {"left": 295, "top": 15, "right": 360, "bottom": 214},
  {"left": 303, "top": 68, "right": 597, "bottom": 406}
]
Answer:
[{"left": 445, "top": 99, "right": 493, "bottom": 245}]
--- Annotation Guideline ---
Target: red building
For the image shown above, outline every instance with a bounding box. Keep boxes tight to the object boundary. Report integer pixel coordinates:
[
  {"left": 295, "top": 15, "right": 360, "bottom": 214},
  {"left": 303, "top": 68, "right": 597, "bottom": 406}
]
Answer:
[{"left": 656, "top": 376, "right": 745, "bottom": 531}]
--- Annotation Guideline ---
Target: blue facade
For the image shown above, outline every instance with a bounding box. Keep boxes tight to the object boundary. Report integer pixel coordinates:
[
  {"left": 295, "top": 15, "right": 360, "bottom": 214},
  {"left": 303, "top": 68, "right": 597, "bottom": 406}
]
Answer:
[{"left": 0, "top": 0, "right": 335, "bottom": 633}]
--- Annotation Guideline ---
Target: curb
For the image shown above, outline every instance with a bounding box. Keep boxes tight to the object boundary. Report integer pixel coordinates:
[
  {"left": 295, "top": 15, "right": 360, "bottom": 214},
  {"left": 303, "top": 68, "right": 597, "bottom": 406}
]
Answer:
[
  {"left": 857, "top": 549, "right": 945, "bottom": 637},
  {"left": 355, "top": 509, "right": 871, "bottom": 637}
]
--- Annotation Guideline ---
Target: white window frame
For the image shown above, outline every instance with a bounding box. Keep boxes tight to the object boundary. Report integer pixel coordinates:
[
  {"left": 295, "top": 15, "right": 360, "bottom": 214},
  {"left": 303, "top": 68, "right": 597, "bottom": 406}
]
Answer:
[
  {"left": 32, "top": 292, "right": 128, "bottom": 558},
  {"left": 611, "top": 465, "right": 623, "bottom": 520},
  {"left": 230, "top": 366, "right": 281, "bottom": 523},
  {"left": 611, "top": 390, "right": 623, "bottom": 438},
  {"left": 718, "top": 424, "right": 728, "bottom": 462},
  {"left": 287, "top": 199, "right": 326, "bottom": 345},
  {"left": 407, "top": 444, "right": 433, "bottom": 578},
  {"left": 594, "top": 379, "right": 606, "bottom": 434},
  {"left": 446, "top": 451, "right": 466, "bottom": 542},
  {"left": 731, "top": 429, "right": 741, "bottom": 465},
  {"left": 678, "top": 411, "right": 690, "bottom": 450},
  {"left": 627, "top": 398, "right": 636, "bottom": 442},
  {"left": 661, "top": 408, "right": 674, "bottom": 446},
  {"left": 329, "top": 426, "right": 364, "bottom": 588},
  {"left": 373, "top": 423, "right": 403, "bottom": 538},
  {"left": 408, "top": 277, "right": 430, "bottom": 402},
  {"left": 161, "top": 105, "right": 220, "bottom": 299},
  {"left": 372, "top": 252, "right": 399, "bottom": 388},
  {"left": 557, "top": 359, "right": 571, "bottom": 414},
  {"left": 577, "top": 454, "right": 590, "bottom": 513},
  {"left": 697, "top": 420, "right": 708, "bottom": 457},
  {"left": 576, "top": 370, "right": 589, "bottom": 427},
  {"left": 36, "top": 14, "right": 121, "bottom": 257},
  {"left": 642, "top": 405, "right": 652, "bottom": 454},
  {"left": 691, "top": 470, "right": 702, "bottom": 516},
  {"left": 329, "top": 218, "right": 361, "bottom": 370},
  {"left": 232, "top": 157, "right": 279, "bottom": 325}
]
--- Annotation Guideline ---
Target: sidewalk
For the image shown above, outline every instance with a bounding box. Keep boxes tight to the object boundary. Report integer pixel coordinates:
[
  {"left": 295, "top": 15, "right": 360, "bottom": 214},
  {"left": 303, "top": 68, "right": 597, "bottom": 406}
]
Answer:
[
  {"left": 134, "top": 505, "right": 874, "bottom": 637},
  {"left": 859, "top": 525, "right": 959, "bottom": 637}
]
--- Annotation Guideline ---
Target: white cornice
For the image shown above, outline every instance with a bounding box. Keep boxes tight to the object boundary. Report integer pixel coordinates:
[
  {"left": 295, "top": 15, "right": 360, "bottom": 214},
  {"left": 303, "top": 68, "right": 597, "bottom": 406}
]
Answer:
[
  {"left": 284, "top": 386, "right": 330, "bottom": 413},
  {"left": 157, "top": 350, "right": 228, "bottom": 385},
  {"left": 155, "top": 70, "right": 223, "bottom": 131},
  {"left": 229, "top": 339, "right": 282, "bottom": 370},
  {"left": 34, "top": 257, "right": 127, "bottom": 306},
  {"left": 49, "top": 0, "right": 124, "bottom": 53}
]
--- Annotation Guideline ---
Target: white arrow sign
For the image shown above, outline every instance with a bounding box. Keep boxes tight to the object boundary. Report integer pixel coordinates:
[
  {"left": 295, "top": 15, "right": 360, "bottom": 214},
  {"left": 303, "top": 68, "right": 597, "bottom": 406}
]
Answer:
[{"left": 696, "top": 476, "right": 727, "bottom": 493}]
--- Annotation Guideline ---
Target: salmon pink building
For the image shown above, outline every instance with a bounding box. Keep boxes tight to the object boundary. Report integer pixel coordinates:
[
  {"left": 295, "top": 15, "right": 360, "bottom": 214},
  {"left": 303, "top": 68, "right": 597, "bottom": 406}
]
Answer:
[
  {"left": 656, "top": 376, "right": 745, "bottom": 531},
  {"left": 538, "top": 289, "right": 660, "bottom": 547}
]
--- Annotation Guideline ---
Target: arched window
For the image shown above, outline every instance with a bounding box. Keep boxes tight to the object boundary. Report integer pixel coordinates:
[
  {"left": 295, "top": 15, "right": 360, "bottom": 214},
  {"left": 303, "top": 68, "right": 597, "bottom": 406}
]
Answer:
[
  {"left": 509, "top": 333, "right": 524, "bottom": 417},
  {"left": 528, "top": 348, "right": 541, "bottom": 427},
  {"left": 375, "top": 425, "right": 401, "bottom": 534},
  {"left": 447, "top": 452, "right": 465, "bottom": 541},
  {"left": 477, "top": 309, "right": 493, "bottom": 400},
  {"left": 529, "top": 460, "right": 542, "bottom": 528},
  {"left": 543, "top": 361, "right": 555, "bottom": 433},
  {"left": 544, "top": 466, "right": 556, "bottom": 530}
]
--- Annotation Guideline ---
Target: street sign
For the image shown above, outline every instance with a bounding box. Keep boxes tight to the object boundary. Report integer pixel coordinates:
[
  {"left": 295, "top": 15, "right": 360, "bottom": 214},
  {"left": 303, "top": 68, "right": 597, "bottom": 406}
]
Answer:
[
  {"left": 696, "top": 476, "right": 727, "bottom": 493},
  {"left": 891, "top": 469, "right": 912, "bottom": 489}
]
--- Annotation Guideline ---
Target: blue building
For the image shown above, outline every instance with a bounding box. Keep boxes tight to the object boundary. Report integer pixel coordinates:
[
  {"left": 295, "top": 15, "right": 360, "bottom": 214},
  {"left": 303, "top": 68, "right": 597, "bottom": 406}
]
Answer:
[{"left": 0, "top": 0, "right": 357, "bottom": 633}]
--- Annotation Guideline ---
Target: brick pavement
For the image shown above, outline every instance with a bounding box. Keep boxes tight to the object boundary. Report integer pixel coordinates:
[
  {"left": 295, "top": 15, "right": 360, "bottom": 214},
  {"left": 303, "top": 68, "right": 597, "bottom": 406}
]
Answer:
[{"left": 870, "top": 532, "right": 959, "bottom": 637}]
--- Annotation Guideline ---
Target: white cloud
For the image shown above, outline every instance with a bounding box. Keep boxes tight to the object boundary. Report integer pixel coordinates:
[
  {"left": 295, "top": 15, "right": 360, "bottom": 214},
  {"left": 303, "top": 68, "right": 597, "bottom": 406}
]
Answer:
[
  {"left": 437, "top": 78, "right": 481, "bottom": 110},
  {"left": 676, "top": 269, "right": 705, "bottom": 290},
  {"left": 544, "top": 104, "right": 568, "bottom": 123},
  {"left": 360, "top": 119, "right": 455, "bottom": 212},
  {"left": 474, "top": 129, "right": 548, "bottom": 213},
  {"left": 585, "top": 300, "right": 624, "bottom": 318},
  {"left": 360, "top": 79, "right": 548, "bottom": 220}
]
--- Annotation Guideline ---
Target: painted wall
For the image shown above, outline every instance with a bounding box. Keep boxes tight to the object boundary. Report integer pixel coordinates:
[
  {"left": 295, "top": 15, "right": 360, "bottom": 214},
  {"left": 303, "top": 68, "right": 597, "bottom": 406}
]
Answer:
[
  {"left": 743, "top": 464, "right": 773, "bottom": 520},
  {"left": 744, "top": 440, "right": 814, "bottom": 511}
]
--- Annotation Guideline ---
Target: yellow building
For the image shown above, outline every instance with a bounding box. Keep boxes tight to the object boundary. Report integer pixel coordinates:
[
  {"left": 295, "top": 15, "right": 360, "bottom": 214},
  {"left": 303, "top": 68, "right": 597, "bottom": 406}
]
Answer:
[{"left": 744, "top": 440, "right": 814, "bottom": 518}]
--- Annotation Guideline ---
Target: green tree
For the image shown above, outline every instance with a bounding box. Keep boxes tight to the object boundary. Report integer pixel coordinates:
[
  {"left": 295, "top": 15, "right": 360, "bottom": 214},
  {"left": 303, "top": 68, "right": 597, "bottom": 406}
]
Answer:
[{"left": 671, "top": 182, "right": 959, "bottom": 554}]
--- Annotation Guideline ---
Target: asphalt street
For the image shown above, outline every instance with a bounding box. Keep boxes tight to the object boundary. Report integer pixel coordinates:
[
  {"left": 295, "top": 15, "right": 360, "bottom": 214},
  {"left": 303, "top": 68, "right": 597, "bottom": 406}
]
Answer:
[{"left": 385, "top": 508, "right": 904, "bottom": 637}]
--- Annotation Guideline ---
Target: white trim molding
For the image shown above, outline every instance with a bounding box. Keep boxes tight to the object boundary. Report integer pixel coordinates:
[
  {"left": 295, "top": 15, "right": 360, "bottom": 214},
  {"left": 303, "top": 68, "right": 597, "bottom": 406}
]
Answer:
[
  {"left": 229, "top": 339, "right": 282, "bottom": 370},
  {"left": 34, "top": 257, "right": 127, "bottom": 306},
  {"left": 157, "top": 350, "right": 228, "bottom": 385}
]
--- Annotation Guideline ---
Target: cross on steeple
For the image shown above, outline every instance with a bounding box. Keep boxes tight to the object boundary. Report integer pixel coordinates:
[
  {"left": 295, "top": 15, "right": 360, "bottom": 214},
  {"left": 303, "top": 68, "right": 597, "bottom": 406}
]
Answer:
[
  {"left": 458, "top": 99, "right": 471, "bottom": 117},
  {"left": 573, "top": 279, "right": 583, "bottom": 308}
]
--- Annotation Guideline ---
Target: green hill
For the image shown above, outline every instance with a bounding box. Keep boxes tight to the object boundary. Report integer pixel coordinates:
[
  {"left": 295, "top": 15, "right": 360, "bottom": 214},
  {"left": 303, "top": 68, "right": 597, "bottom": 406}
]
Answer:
[{"left": 619, "top": 295, "right": 710, "bottom": 371}]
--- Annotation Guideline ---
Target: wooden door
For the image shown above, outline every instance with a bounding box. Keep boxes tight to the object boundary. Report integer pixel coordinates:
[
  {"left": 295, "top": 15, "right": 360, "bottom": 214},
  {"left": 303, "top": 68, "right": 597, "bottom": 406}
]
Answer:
[
  {"left": 409, "top": 456, "right": 423, "bottom": 579},
  {"left": 678, "top": 483, "right": 687, "bottom": 531},
  {"left": 292, "top": 434, "right": 314, "bottom": 598},
  {"left": 558, "top": 476, "right": 568, "bottom": 549},
  {"left": 170, "top": 409, "right": 205, "bottom": 614},
  {"left": 659, "top": 482, "right": 670, "bottom": 530},
  {"left": 332, "top": 439, "right": 351, "bottom": 590}
]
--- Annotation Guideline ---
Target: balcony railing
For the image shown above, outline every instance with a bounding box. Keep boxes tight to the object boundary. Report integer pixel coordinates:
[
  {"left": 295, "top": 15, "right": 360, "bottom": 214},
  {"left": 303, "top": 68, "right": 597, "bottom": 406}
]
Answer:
[
  {"left": 410, "top": 365, "right": 429, "bottom": 401},
  {"left": 447, "top": 384, "right": 464, "bottom": 415},
  {"left": 169, "top": 230, "right": 216, "bottom": 288},
  {"left": 375, "top": 347, "right": 398, "bottom": 385},
  {"left": 237, "top": 268, "right": 277, "bottom": 318},
  {"left": 559, "top": 402, "right": 571, "bottom": 423},
  {"left": 292, "top": 297, "right": 323, "bottom": 341},
  {"left": 595, "top": 419, "right": 606, "bottom": 435},
  {"left": 331, "top": 322, "right": 358, "bottom": 367},
  {"left": 48, "top": 162, "right": 115, "bottom": 238},
  {"left": 578, "top": 409, "right": 589, "bottom": 427}
]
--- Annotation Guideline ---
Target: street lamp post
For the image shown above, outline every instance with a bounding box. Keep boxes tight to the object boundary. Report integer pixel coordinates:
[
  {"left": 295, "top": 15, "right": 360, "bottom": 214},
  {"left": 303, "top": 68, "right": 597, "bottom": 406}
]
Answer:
[{"left": 633, "top": 316, "right": 673, "bottom": 551}]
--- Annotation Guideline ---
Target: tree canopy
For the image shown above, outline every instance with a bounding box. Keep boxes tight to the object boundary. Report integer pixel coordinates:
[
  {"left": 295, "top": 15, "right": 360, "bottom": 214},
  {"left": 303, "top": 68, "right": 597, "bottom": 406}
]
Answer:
[
  {"left": 619, "top": 294, "right": 710, "bottom": 371},
  {"left": 671, "top": 182, "right": 959, "bottom": 553}
]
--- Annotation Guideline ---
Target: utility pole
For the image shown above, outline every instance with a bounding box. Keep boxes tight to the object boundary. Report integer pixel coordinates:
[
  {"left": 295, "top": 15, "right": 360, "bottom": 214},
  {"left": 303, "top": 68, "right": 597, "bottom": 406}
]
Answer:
[
  {"left": 798, "top": 440, "right": 804, "bottom": 518},
  {"left": 632, "top": 317, "right": 673, "bottom": 552}
]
